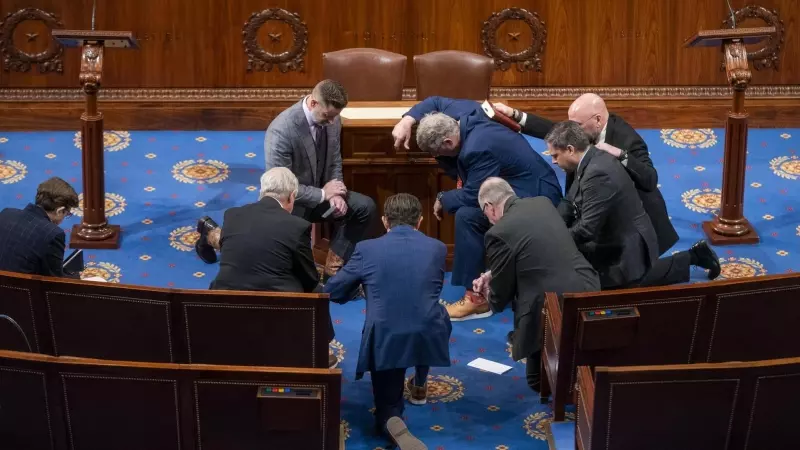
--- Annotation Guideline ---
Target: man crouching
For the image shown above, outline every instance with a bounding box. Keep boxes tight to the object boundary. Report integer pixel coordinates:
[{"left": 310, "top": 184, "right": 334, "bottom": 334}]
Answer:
[{"left": 324, "top": 193, "right": 449, "bottom": 450}]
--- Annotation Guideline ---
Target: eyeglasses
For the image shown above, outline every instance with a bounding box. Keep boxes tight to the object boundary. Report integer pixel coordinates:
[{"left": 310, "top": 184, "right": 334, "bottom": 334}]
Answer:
[
  {"left": 579, "top": 114, "right": 600, "bottom": 126},
  {"left": 481, "top": 202, "right": 491, "bottom": 215}
]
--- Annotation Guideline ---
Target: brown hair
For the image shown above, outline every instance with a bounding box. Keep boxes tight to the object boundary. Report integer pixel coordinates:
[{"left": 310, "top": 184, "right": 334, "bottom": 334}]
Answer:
[
  {"left": 383, "top": 193, "right": 422, "bottom": 228},
  {"left": 313, "top": 79, "right": 348, "bottom": 109},
  {"left": 35, "top": 177, "right": 79, "bottom": 212}
]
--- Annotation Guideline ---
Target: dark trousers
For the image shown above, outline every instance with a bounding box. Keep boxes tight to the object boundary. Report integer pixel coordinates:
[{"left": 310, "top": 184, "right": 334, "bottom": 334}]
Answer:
[
  {"left": 639, "top": 250, "right": 692, "bottom": 287},
  {"left": 451, "top": 206, "right": 491, "bottom": 288},
  {"left": 371, "top": 366, "right": 429, "bottom": 432},
  {"left": 527, "top": 350, "right": 542, "bottom": 392},
  {"left": 293, "top": 191, "right": 377, "bottom": 261}
]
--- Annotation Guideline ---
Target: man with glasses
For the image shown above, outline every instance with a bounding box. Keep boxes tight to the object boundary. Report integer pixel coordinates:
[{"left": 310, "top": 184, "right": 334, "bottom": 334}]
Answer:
[
  {"left": 495, "top": 93, "right": 720, "bottom": 283},
  {"left": 397, "top": 100, "right": 562, "bottom": 321},
  {"left": 474, "top": 177, "right": 599, "bottom": 392},
  {"left": 0, "top": 177, "right": 79, "bottom": 277}
]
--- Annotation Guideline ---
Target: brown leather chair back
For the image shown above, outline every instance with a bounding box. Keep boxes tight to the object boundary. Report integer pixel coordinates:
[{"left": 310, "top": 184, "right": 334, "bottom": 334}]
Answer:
[
  {"left": 323, "top": 48, "right": 407, "bottom": 101},
  {"left": 414, "top": 50, "right": 494, "bottom": 100}
]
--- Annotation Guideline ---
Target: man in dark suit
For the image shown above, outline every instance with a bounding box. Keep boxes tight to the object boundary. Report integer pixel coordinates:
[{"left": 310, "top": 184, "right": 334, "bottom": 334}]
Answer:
[
  {"left": 473, "top": 177, "right": 600, "bottom": 392},
  {"left": 0, "top": 177, "right": 79, "bottom": 277},
  {"left": 393, "top": 97, "right": 563, "bottom": 321},
  {"left": 207, "top": 167, "right": 319, "bottom": 294},
  {"left": 325, "top": 193, "right": 449, "bottom": 449},
  {"left": 545, "top": 120, "right": 719, "bottom": 289},
  {"left": 496, "top": 94, "right": 720, "bottom": 283},
  {"left": 264, "top": 79, "right": 377, "bottom": 280},
  {"left": 201, "top": 168, "right": 337, "bottom": 368}
]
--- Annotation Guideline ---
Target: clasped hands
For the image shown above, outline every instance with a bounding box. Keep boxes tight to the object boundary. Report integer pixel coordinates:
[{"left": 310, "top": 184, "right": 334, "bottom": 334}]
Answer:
[{"left": 323, "top": 180, "right": 348, "bottom": 217}]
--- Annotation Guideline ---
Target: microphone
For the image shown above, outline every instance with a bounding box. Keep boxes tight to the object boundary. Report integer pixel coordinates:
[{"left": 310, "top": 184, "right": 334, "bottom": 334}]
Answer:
[
  {"left": 0, "top": 314, "right": 33, "bottom": 352},
  {"left": 726, "top": 0, "right": 737, "bottom": 28}
]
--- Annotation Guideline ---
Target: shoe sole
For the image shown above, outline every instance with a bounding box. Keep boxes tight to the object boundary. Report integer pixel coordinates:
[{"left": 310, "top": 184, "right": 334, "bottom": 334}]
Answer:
[
  {"left": 448, "top": 310, "right": 493, "bottom": 322},
  {"left": 386, "top": 417, "right": 427, "bottom": 450},
  {"left": 408, "top": 397, "right": 427, "bottom": 406}
]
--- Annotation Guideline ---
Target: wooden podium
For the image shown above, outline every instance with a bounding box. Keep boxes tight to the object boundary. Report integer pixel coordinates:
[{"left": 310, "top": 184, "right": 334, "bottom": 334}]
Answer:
[
  {"left": 51, "top": 30, "right": 138, "bottom": 249},
  {"left": 684, "top": 27, "right": 775, "bottom": 245}
]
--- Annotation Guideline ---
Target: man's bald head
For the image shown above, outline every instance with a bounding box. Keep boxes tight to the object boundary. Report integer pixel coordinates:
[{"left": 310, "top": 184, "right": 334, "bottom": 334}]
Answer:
[{"left": 568, "top": 93, "right": 609, "bottom": 144}]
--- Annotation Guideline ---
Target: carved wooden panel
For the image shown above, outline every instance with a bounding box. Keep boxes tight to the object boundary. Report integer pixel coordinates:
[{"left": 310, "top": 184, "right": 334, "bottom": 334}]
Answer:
[
  {"left": 0, "top": 7, "right": 63, "bottom": 73},
  {"left": 0, "top": 0, "right": 798, "bottom": 88},
  {"left": 722, "top": 4, "right": 785, "bottom": 71}
]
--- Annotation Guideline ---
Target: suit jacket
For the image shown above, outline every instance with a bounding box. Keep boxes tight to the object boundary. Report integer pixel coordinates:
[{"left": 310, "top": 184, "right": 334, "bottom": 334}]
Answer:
[
  {"left": 522, "top": 112, "right": 679, "bottom": 254},
  {"left": 324, "top": 225, "right": 451, "bottom": 378},
  {"left": 405, "top": 96, "right": 562, "bottom": 212},
  {"left": 0, "top": 204, "right": 66, "bottom": 277},
  {"left": 210, "top": 197, "right": 319, "bottom": 293},
  {"left": 264, "top": 99, "right": 343, "bottom": 209},
  {"left": 486, "top": 196, "right": 600, "bottom": 360},
  {"left": 567, "top": 147, "right": 659, "bottom": 289}
]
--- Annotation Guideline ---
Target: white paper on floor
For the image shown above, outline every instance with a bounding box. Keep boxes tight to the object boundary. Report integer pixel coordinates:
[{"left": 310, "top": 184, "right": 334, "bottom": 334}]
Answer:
[{"left": 467, "top": 357, "right": 513, "bottom": 375}]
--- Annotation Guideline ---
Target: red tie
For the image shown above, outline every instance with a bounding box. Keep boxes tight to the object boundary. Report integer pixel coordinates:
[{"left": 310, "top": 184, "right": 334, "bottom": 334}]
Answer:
[{"left": 457, "top": 177, "right": 463, "bottom": 189}]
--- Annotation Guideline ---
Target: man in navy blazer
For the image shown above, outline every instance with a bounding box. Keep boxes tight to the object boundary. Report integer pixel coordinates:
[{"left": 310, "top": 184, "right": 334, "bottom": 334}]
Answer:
[
  {"left": 324, "top": 193, "right": 450, "bottom": 449},
  {"left": 0, "top": 177, "right": 79, "bottom": 277},
  {"left": 392, "top": 96, "right": 562, "bottom": 321}
]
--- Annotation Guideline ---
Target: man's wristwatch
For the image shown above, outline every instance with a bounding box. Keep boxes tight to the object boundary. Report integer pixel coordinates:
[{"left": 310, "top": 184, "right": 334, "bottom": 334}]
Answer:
[
  {"left": 617, "top": 150, "right": 629, "bottom": 167},
  {"left": 436, "top": 191, "right": 444, "bottom": 202}
]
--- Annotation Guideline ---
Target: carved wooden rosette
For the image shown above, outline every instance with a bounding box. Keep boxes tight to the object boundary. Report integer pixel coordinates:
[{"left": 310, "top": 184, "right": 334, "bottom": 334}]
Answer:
[
  {"left": 242, "top": 8, "right": 308, "bottom": 73},
  {"left": 481, "top": 7, "right": 546, "bottom": 72},
  {"left": 0, "top": 7, "right": 63, "bottom": 73},
  {"left": 722, "top": 5, "right": 784, "bottom": 70}
]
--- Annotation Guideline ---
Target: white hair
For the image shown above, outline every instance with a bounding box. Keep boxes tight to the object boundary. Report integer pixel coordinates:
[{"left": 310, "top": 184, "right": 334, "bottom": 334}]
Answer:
[
  {"left": 259, "top": 167, "right": 299, "bottom": 201},
  {"left": 478, "top": 177, "right": 515, "bottom": 210},
  {"left": 416, "top": 112, "right": 459, "bottom": 154}
]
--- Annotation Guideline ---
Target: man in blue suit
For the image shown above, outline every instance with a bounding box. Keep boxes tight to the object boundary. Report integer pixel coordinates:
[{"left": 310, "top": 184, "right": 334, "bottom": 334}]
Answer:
[
  {"left": 325, "top": 193, "right": 450, "bottom": 449},
  {"left": 392, "top": 97, "right": 562, "bottom": 321}
]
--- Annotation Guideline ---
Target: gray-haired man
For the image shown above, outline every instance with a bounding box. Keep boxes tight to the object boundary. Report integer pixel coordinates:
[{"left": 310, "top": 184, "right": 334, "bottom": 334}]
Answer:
[
  {"left": 474, "top": 177, "right": 600, "bottom": 392},
  {"left": 264, "top": 79, "right": 377, "bottom": 279},
  {"left": 198, "top": 167, "right": 338, "bottom": 368}
]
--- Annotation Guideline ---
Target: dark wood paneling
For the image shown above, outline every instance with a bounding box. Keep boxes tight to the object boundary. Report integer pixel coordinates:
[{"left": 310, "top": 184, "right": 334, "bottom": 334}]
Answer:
[{"left": 1, "top": 0, "right": 797, "bottom": 88}]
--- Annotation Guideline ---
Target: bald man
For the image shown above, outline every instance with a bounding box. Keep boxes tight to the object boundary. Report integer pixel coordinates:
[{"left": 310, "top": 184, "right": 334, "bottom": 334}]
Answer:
[{"left": 495, "top": 94, "right": 720, "bottom": 285}]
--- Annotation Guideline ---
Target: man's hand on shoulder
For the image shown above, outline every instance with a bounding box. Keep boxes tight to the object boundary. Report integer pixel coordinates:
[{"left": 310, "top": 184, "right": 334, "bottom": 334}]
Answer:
[
  {"left": 492, "top": 103, "right": 514, "bottom": 117},
  {"left": 595, "top": 142, "right": 623, "bottom": 158},
  {"left": 323, "top": 180, "right": 347, "bottom": 200},
  {"left": 392, "top": 116, "right": 416, "bottom": 150}
]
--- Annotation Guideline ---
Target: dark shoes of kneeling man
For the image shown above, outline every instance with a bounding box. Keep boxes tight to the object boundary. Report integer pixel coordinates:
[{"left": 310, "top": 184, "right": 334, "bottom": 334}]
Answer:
[{"left": 690, "top": 240, "right": 721, "bottom": 280}]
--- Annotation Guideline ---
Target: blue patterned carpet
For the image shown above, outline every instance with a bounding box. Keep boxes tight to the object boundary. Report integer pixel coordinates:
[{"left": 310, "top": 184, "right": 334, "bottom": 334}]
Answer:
[{"left": 0, "top": 127, "right": 798, "bottom": 449}]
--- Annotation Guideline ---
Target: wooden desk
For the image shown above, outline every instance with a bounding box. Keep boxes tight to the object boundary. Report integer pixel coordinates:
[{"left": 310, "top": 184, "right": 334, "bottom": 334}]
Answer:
[{"left": 315, "top": 102, "right": 457, "bottom": 265}]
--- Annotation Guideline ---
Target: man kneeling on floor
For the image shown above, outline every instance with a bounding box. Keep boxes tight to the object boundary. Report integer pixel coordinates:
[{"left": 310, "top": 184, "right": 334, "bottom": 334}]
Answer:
[
  {"left": 325, "top": 193, "right": 449, "bottom": 450},
  {"left": 194, "top": 167, "right": 338, "bottom": 368},
  {"left": 473, "top": 178, "right": 600, "bottom": 392}
]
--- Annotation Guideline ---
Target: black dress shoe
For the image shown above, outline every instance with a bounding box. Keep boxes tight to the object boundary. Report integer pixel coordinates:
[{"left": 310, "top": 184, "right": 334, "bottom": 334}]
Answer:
[
  {"left": 506, "top": 330, "right": 515, "bottom": 347},
  {"left": 195, "top": 216, "right": 219, "bottom": 264},
  {"left": 690, "top": 240, "right": 721, "bottom": 280}
]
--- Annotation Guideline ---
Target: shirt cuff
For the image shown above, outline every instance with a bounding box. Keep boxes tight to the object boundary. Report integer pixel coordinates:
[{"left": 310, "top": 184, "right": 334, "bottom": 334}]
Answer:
[
  {"left": 320, "top": 188, "right": 326, "bottom": 203},
  {"left": 519, "top": 112, "right": 528, "bottom": 127}
]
